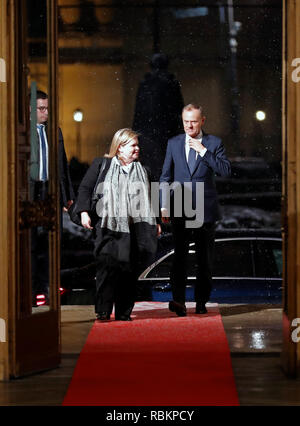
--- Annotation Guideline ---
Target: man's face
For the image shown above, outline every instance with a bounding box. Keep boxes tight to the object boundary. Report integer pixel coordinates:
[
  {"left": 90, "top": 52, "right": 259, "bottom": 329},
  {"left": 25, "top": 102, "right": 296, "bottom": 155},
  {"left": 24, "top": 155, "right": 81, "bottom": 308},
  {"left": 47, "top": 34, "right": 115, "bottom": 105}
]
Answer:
[
  {"left": 182, "top": 109, "right": 205, "bottom": 138},
  {"left": 36, "top": 98, "right": 48, "bottom": 124}
]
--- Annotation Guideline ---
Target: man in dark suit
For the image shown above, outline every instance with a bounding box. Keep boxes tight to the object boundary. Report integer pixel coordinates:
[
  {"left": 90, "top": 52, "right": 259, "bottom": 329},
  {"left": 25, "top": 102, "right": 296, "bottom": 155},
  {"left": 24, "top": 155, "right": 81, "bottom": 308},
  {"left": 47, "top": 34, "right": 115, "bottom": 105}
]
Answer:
[
  {"left": 30, "top": 90, "right": 74, "bottom": 209},
  {"left": 160, "top": 104, "right": 231, "bottom": 316},
  {"left": 30, "top": 90, "right": 74, "bottom": 303}
]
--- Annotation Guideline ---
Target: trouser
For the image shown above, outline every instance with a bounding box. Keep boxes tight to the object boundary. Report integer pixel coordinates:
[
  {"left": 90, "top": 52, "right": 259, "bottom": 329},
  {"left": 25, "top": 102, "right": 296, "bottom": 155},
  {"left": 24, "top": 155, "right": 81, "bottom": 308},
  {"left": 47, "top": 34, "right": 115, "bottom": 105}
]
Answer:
[
  {"left": 170, "top": 218, "right": 216, "bottom": 305},
  {"left": 94, "top": 225, "right": 151, "bottom": 316},
  {"left": 30, "top": 180, "right": 64, "bottom": 300},
  {"left": 95, "top": 258, "right": 136, "bottom": 317},
  {"left": 31, "top": 181, "right": 49, "bottom": 298}
]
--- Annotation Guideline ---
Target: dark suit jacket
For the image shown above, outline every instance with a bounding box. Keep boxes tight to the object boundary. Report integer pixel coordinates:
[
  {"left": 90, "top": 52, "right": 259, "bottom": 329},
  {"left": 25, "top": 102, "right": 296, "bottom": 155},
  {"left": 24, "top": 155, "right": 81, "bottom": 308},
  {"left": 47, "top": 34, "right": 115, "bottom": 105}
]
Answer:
[
  {"left": 56, "top": 127, "right": 75, "bottom": 207},
  {"left": 30, "top": 125, "right": 74, "bottom": 207},
  {"left": 159, "top": 132, "right": 231, "bottom": 223}
]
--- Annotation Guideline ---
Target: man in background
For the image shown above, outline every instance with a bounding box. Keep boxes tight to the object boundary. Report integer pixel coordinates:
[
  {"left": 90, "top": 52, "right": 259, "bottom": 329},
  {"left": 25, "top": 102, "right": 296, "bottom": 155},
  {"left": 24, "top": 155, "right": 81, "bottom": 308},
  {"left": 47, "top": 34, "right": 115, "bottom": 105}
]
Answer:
[{"left": 30, "top": 90, "right": 74, "bottom": 304}]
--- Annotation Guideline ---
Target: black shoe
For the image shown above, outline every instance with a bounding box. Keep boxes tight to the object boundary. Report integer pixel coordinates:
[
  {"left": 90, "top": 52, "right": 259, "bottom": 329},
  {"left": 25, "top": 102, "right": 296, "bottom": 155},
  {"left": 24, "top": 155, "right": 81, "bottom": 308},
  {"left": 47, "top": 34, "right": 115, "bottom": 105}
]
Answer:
[
  {"left": 115, "top": 315, "right": 132, "bottom": 321},
  {"left": 169, "top": 300, "right": 187, "bottom": 317},
  {"left": 96, "top": 312, "right": 111, "bottom": 321},
  {"left": 195, "top": 302, "right": 207, "bottom": 314}
]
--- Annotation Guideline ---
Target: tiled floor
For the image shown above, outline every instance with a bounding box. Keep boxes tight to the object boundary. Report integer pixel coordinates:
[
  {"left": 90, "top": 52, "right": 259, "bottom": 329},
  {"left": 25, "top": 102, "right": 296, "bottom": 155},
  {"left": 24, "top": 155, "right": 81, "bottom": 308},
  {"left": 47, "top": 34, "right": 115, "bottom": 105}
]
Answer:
[{"left": 0, "top": 303, "right": 300, "bottom": 406}]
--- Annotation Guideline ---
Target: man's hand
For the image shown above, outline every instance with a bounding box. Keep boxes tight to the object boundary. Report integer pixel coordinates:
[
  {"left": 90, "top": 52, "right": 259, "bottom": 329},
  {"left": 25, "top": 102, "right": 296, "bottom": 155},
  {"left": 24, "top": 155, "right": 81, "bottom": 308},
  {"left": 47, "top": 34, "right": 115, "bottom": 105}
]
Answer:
[
  {"left": 161, "top": 208, "right": 170, "bottom": 224},
  {"left": 63, "top": 199, "right": 74, "bottom": 212},
  {"left": 188, "top": 138, "right": 206, "bottom": 155},
  {"left": 81, "top": 211, "right": 93, "bottom": 230}
]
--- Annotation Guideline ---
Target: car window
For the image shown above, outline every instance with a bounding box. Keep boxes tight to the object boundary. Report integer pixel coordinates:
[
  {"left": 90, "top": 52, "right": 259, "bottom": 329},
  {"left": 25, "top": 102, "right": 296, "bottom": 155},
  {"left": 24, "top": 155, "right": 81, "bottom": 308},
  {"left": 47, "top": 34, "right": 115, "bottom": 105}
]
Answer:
[
  {"left": 147, "top": 240, "right": 255, "bottom": 279},
  {"left": 254, "top": 240, "right": 282, "bottom": 278},
  {"left": 147, "top": 251, "right": 198, "bottom": 278},
  {"left": 147, "top": 253, "right": 174, "bottom": 278},
  {"left": 213, "top": 240, "right": 254, "bottom": 277}
]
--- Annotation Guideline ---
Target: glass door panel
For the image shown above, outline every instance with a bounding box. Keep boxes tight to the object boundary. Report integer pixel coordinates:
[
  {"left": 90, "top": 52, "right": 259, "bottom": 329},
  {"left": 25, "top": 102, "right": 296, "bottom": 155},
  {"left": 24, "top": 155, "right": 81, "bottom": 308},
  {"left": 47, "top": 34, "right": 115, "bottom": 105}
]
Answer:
[{"left": 12, "top": 0, "right": 60, "bottom": 377}]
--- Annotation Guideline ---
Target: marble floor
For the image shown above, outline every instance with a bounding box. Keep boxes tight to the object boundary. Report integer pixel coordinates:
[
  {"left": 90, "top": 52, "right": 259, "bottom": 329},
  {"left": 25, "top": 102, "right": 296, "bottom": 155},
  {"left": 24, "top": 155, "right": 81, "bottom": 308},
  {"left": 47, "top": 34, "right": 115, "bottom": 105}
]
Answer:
[{"left": 1, "top": 303, "right": 300, "bottom": 406}]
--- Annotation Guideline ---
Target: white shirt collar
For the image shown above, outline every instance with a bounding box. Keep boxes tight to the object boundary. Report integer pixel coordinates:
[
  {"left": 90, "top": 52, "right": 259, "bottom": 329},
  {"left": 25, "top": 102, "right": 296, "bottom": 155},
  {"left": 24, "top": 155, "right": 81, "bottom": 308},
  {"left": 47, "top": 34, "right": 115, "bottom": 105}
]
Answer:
[
  {"left": 185, "top": 130, "right": 203, "bottom": 143},
  {"left": 184, "top": 130, "right": 207, "bottom": 160}
]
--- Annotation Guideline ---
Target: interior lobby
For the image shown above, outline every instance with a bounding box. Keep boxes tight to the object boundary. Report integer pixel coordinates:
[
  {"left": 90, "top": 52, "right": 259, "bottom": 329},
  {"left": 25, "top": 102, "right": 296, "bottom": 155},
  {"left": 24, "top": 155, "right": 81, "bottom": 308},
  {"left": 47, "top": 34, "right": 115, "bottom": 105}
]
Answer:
[{"left": 1, "top": 0, "right": 300, "bottom": 407}]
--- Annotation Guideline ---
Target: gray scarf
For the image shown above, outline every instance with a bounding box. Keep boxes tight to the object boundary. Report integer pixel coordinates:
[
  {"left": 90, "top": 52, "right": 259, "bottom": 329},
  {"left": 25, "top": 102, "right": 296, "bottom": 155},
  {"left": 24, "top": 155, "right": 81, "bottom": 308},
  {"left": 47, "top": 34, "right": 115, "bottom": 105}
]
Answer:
[{"left": 95, "top": 156, "right": 156, "bottom": 233}]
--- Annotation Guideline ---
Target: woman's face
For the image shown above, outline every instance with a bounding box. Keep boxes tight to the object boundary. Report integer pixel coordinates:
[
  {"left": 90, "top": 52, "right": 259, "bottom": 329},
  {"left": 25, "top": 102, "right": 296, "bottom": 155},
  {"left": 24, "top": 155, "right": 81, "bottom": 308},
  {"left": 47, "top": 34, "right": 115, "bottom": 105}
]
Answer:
[{"left": 118, "top": 137, "right": 140, "bottom": 164}]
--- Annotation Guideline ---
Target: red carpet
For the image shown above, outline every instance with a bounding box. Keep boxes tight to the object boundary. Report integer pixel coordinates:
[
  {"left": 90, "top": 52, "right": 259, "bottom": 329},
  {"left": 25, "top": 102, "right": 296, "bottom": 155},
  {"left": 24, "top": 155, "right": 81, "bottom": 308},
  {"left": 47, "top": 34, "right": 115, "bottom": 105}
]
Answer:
[{"left": 62, "top": 302, "right": 239, "bottom": 406}]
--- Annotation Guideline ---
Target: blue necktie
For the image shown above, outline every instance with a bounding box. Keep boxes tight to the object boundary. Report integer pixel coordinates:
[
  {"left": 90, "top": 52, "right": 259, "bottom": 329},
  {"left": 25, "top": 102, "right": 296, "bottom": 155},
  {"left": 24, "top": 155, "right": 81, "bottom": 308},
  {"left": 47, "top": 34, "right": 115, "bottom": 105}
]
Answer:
[
  {"left": 38, "top": 125, "right": 47, "bottom": 181},
  {"left": 188, "top": 147, "right": 197, "bottom": 174}
]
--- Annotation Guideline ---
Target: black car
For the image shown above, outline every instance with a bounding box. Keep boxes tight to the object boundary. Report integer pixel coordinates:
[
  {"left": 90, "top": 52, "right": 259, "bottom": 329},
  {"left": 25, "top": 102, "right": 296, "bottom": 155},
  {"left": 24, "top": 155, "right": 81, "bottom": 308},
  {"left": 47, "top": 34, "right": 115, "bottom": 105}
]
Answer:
[
  {"left": 137, "top": 229, "right": 282, "bottom": 304},
  {"left": 60, "top": 228, "right": 282, "bottom": 305}
]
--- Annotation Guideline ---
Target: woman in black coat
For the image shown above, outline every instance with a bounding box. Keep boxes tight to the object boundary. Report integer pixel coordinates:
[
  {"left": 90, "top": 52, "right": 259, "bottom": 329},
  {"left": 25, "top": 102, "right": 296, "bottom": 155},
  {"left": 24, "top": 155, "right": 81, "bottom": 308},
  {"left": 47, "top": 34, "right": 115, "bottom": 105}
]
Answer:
[{"left": 76, "top": 128, "right": 161, "bottom": 321}]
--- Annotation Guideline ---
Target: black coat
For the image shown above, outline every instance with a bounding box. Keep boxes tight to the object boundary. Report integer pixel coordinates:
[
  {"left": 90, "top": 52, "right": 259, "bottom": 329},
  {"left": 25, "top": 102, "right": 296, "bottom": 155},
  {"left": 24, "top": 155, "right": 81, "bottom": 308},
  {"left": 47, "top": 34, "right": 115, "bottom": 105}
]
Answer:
[
  {"left": 76, "top": 157, "right": 112, "bottom": 214},
  {"left": 76, "top": 157, "right": 157, "bottom": 268}
]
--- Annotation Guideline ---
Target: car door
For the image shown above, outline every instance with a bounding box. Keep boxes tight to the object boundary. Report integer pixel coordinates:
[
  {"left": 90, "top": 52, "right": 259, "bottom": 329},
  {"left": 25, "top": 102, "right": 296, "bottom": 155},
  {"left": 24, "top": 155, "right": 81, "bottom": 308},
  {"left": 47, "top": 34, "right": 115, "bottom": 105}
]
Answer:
[
  {"left": 137, "top": 251, "right": 173, "bottom": 301},
  {"left": 142, "top": 238, "right": 257, "bottom": 303},
  {"left": 210, "top": 238, "right": 256, "bottom": 303}
]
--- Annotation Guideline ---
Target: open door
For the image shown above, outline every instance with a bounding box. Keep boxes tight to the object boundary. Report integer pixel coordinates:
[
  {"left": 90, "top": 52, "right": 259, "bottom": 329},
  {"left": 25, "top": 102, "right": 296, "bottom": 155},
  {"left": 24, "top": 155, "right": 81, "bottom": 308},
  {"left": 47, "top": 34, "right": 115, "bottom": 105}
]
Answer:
[
  {"left": 8, "top": 0, "right": 60, "bottom": 377},
  {"left": 282, "top": 0, "right": 300, "bottom": 377}
]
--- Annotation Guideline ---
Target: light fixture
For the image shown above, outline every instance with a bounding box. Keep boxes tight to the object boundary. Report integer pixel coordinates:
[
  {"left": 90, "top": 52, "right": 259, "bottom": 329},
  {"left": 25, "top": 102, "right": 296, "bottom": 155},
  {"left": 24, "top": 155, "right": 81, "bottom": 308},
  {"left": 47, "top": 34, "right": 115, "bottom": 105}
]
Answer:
[
  {"left": 73, "top": 109, "right": 83, "bottom": 122},
  {"left": 256, "top": 110, "right": 266, "bottom": 121}
]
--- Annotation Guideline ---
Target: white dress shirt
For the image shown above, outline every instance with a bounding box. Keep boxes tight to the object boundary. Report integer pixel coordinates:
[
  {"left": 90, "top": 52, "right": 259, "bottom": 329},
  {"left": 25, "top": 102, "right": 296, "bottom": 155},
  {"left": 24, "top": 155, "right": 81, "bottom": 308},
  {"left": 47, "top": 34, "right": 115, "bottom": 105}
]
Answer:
[
  {"left": 37, "top": 123, "right": 49, "bottom": 181},
  {"left": 185, "top": 130, "right": 207, "bottom": 161}
]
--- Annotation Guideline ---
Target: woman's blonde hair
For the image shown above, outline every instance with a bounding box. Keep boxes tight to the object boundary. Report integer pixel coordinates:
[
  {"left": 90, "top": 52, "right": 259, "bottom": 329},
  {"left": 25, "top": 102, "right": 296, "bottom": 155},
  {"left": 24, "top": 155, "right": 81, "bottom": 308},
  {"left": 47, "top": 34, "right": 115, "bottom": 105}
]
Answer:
[{"left": 105, "top": 128, "right": 140, "bottom": 158}]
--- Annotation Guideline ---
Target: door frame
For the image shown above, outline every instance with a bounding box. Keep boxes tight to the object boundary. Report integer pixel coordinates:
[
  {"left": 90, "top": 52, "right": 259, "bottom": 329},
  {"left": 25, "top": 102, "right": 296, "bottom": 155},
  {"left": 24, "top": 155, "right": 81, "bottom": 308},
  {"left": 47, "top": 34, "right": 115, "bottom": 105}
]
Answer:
[
  {"left": 0, "top": 0, "right": 61, "bottom": 379},
  {"left": 282, "top": 0, "right": 300, "bottom": 376}
]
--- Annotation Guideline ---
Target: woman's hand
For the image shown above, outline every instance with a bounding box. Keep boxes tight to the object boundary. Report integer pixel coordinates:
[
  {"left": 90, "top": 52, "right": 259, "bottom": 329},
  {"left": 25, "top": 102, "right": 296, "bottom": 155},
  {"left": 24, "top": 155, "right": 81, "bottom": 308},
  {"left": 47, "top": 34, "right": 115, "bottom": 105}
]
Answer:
[
  {"left": 63, "top": 199, "right": 74, "bottom": 212},
  {"left": 81, "top": 211, "right": 93, "bottom": 230},
  {"left": 160, "top": 208, "right": 170, "bottom": 224},
  {"left": 157, "top": 223, "right": 162, "bottom": 237}
]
